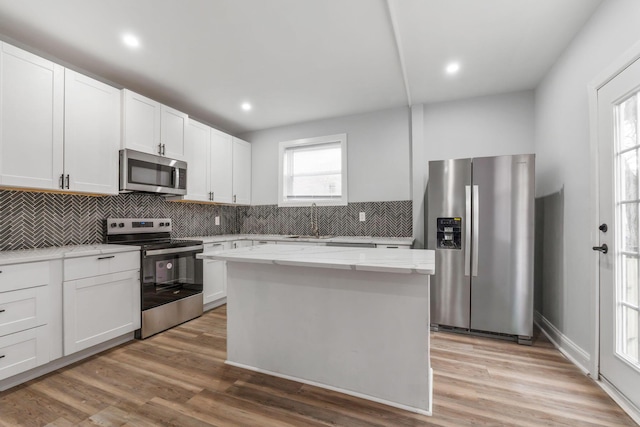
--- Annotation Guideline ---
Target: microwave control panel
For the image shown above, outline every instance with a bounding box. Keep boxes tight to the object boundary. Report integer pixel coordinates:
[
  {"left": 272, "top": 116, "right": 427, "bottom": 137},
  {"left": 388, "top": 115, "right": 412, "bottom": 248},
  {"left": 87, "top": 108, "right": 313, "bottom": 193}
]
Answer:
[{"left": 436, "top": 217, "right": 462, "bottom": 250}]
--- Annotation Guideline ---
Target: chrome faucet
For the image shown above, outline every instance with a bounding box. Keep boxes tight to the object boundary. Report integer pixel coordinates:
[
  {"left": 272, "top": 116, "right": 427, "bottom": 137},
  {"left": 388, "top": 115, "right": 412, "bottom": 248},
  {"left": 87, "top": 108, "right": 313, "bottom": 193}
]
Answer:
[{"left": 310, "top": 203, "right": 320, "bottom": 238}]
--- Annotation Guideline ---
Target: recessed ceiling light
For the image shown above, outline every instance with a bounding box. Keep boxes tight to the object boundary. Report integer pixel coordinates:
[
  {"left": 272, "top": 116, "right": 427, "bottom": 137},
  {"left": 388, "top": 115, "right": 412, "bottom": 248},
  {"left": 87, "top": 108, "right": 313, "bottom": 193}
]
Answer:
[
  {"left": 241, "top": 102, "right": 252, "bottom": 112},
  {"left": 122, "top": 34, "right": 140, "bottom": 49},
  {"left": 445, "top": 62, "right": 460, "bottom": 75}
]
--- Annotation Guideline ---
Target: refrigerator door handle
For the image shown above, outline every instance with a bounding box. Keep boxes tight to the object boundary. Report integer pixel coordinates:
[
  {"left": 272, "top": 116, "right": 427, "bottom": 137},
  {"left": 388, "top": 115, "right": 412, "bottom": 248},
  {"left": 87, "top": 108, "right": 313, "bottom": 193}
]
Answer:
[
  {"left": 465, "top": 185, "right": 471, "bottom": 276},
  {"left": 472, "top": 185, "right": 479, "bottom": 276}
]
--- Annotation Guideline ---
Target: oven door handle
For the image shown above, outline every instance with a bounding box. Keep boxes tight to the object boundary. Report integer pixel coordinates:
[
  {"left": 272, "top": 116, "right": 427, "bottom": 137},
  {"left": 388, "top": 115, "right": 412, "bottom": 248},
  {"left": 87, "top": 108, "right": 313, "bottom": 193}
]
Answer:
[{"left": 145, "top": 245, "right": 203, "bottom": 257}]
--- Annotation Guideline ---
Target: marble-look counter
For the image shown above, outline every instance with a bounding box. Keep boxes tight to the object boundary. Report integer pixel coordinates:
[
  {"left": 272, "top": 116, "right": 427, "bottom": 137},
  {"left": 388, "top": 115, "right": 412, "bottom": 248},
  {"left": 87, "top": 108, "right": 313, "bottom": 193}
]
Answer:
[
  {"left": 198, "top": 244, "right": 433, "bottom": 274},
  {"left": 186, "top": 234, "right": 414, "bottom": 246},
  {"left": 0, "top": 244, "right": 140, "bottom": 266}
]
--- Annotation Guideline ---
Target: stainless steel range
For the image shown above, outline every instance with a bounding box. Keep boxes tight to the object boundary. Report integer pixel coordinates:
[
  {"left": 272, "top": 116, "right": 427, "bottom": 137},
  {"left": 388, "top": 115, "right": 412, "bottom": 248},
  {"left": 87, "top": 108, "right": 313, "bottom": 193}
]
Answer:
[{"left": 105, "top": 218, "right": 204, "bottom": 339}]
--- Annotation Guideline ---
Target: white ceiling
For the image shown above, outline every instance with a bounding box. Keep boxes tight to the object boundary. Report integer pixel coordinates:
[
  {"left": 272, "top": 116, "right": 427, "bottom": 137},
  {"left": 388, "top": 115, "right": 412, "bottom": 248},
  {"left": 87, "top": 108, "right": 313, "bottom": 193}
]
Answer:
[{"left": 0, "top": 0, "right": 602, "bottom": 135}]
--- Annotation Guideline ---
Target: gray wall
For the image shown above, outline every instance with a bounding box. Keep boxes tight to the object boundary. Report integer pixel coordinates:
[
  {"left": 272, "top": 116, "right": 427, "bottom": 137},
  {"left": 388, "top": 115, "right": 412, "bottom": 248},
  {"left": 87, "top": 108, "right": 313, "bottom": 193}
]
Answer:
[
  {"left": 423, "top": 90, "right": 535, "bottom": 161},
  {"left": 240, "top": 106, "right": 411, "bottom": 205},
  {"left": 535, "top": 0, "right": 640, "bottom": 369}
]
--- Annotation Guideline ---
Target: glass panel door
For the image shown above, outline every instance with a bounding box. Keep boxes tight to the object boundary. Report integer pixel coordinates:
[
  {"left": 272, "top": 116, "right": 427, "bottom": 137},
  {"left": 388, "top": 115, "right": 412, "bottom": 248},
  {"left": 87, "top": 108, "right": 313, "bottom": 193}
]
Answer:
[{"left": 616, "top": 92, "right": 640, "bottom": 367}]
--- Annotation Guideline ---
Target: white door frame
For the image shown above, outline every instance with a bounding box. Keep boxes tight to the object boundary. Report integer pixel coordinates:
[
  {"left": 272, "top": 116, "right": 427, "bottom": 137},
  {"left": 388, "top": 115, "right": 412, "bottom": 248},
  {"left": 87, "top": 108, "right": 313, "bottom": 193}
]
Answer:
[{"left": 588, "top": 39, "right": 640, "bottom": 423}]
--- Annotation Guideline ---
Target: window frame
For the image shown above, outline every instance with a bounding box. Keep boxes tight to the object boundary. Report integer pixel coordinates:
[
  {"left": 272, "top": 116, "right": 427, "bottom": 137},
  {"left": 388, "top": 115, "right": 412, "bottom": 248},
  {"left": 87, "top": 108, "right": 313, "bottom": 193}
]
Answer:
[{"left": 278, "top": 133, "right": 348, "bottom": 207}]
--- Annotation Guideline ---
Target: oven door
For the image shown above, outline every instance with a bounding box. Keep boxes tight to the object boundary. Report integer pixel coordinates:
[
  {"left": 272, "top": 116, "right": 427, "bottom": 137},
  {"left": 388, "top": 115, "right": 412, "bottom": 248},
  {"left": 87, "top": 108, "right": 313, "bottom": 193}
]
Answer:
[{"left": 141, "top": 245, "right": 203, "bottom": 310}]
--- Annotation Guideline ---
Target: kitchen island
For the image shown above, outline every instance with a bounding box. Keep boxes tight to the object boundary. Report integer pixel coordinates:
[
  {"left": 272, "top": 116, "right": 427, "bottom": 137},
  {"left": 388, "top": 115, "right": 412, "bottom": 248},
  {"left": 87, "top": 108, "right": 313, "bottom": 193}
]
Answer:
[{"left": 198, "top": 245, "right": 435, "bottom": 415}]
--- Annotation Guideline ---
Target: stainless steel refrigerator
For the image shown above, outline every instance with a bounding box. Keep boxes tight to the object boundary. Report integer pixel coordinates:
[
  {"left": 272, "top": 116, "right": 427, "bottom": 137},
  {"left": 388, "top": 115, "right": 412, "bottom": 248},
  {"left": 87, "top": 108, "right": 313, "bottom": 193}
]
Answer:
[{"left": 426, "top": 154, "right": 534, "bottom": 344}]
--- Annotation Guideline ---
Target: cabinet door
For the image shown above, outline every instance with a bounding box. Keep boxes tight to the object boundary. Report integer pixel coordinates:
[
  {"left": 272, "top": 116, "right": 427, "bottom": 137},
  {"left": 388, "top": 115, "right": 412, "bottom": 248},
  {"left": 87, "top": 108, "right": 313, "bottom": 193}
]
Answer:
[
  {"left": 210, "top": 129, "right": 233, "bottom": 204},
  {"left": 0, "top": 326, "right": 50, "bottom": 381},
  {"left": 63, "top": 270, "right": 140, "bottom": 355},
  {"left": 0, "top": 43, "right": 64, "bottom": 190},
  {"left": 203, "top": 242, "right": 231, "bottom": 304},
  {"left": 122, "top": 89, "right": 161, "bottom": 155},
  {"left": 64, "top": 69, "right": 120, "bottom": 195},
  {"left": 183, "top": 120, "right": 210, "bottom": 202},
  {"left": 232, "top": 137, "right": 251, "bottom": 205},
  {"left": 161, "top": 105, "right": 187, "bottom": 160}
]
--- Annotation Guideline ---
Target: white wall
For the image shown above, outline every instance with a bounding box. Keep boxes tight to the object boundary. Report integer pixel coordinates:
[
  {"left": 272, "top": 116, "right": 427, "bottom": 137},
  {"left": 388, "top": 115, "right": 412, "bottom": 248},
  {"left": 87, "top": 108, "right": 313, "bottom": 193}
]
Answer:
[
  {"left": 535, "top": 0, "right": 640, "bottom": 372},
  {"left": 240, "top": 106, "right": 411, "bottom": 205},
  {"left": 411, "top": 90, "right": 536, "bottom": 248}
]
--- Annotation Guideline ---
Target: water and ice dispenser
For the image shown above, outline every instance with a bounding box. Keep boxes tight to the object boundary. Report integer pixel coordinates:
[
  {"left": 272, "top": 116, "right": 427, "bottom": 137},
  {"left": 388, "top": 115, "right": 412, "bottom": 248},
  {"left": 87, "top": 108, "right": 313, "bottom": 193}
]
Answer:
[{"left": 436, "top": 217, "right": 462, "bottom": 249}]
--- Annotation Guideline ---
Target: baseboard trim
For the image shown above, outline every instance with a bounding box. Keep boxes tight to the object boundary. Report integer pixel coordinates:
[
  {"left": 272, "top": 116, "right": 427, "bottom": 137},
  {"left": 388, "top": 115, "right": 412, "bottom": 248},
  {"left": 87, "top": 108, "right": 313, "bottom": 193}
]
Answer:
[
  {"left": 599, "top": 376, "right": 640, "bottom": 425},
  {"left": 534, "top": 311, "right": 591, "bottom": 375},
  {"left": 204, "top": 298, "right": 226, "bottom": 312}
]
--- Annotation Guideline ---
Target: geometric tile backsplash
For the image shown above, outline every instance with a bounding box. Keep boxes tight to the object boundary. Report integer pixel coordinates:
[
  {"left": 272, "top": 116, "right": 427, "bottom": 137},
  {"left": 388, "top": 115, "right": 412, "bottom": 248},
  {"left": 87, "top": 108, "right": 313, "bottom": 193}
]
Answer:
[
  {"left": 239, "top": 201, "right": 412, "bottom": 237},
  {"left": 0, "top": 189, "right": 412, "bottom": 251}
]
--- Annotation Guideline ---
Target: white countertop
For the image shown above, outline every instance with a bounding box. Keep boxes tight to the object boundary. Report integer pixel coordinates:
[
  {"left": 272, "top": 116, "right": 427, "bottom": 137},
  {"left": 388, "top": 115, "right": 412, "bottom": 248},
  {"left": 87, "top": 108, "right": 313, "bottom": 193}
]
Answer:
[
  {"left": 0, "top": 244, "right": 140, "bottom": 266},
  {"left": 185, "top": 234, "right": 414, "bottom": 246},
  {"left": 198, "top": 244, "right": 434, "bottom": 275}
]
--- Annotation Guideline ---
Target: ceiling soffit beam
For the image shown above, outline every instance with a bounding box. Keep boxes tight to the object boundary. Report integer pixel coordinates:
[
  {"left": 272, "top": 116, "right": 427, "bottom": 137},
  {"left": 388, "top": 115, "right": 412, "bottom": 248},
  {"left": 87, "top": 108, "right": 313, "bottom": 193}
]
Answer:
[{"left": 386, "top": 0, "right": 412, "bottom": 106}]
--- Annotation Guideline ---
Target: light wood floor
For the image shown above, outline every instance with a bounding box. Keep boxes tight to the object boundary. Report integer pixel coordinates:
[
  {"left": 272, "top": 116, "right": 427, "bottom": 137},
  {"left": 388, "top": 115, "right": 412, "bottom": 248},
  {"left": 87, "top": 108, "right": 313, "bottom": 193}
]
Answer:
[{"left": 0, "top": 305, "right": 636, "bottom": 426}]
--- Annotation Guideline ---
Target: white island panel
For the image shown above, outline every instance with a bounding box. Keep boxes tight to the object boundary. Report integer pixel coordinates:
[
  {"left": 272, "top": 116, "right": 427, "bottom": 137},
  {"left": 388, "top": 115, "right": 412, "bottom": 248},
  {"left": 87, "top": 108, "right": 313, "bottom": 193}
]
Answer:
[{"left": 212, "top": 245, "right": 433, "bottom": 415}]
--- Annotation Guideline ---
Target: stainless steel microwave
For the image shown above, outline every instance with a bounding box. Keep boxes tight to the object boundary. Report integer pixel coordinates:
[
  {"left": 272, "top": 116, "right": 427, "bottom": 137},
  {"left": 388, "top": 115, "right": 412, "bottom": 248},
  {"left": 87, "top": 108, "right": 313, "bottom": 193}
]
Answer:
[{"left": 119, "top": 149, "right": 187, "bottom": 196}]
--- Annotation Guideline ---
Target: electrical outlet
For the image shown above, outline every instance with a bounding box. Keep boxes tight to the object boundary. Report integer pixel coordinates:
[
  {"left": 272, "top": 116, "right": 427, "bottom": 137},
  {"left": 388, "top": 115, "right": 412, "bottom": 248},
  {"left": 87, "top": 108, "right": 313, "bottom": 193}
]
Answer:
[
  {"left": 359, "top": 212, "right": 366, "bottom": 222},
  {"left": 215, "top": 216, "right": 220, "bottom": 225}
]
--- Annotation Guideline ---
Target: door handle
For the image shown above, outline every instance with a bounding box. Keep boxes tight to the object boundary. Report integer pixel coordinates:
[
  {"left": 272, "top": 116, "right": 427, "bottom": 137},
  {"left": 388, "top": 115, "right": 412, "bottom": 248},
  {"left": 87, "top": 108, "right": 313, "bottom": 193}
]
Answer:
[
  {"left": 472, "top": 185, "right": 479, "bottom": 276},
  {"left": 465, "top": 185, "right": 471, "bottom": 276},
  {"left": 592, "top": 244, "right": 608, "bottom": 254}
]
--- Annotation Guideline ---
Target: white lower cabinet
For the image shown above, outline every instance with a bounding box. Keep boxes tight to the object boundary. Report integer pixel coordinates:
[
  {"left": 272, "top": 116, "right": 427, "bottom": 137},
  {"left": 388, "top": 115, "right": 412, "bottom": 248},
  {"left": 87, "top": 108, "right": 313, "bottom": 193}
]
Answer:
[
  {"left": 63, "top": 252, "right": 140, "bottom": 356},
  {"left": 0, "top": 259, "right": 60, "bottom": 382},
  {"left": 203, "top": 242, "right": 232, "bottom": 305},
  {"left": 232, "top": 240, "right": 253, "bottom": 249},
  {"left": 0, "top": 326, "right": 50, "bottom": 381}
]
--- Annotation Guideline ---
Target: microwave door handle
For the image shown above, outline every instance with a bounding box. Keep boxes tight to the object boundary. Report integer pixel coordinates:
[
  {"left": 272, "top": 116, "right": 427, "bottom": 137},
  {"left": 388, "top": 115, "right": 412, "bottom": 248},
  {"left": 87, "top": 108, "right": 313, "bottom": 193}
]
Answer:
[{"left": 174, "top": 167, "right": 180, "bottom": 189}]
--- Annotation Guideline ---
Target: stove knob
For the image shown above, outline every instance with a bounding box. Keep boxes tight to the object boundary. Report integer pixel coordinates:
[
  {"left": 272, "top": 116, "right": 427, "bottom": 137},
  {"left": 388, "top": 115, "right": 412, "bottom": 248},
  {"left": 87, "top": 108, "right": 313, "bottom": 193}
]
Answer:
[
  {"left": 165, "top": 221, "right": 170, "bottom": 227},
  {"left": 118, "top": 223, "right": 125, "bottom": 228},
  {"left": 159, "top": 222, "right": 165, "bottom": 227},
  {"left": 110, "top": 222, "right": 117, "bottom": 228}
]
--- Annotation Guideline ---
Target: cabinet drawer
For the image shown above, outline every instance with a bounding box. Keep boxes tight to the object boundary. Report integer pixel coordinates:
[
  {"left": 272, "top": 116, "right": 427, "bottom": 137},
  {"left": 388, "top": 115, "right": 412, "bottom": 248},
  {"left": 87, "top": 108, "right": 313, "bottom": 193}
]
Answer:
[
  {"left": 0, "top": 261, "right": 50, "bottom": 293},
  {"left": 64, "top": 251, "right": 139, "bottom": 281},
  {"left": 0, "top": 286, "right": 48, "bottom": 337},
  {"left": 376, "top": 244, "right": 411, "bottom": 249},
  {"left": 0, "top": 325, "right": 50, "bottom": 381}
]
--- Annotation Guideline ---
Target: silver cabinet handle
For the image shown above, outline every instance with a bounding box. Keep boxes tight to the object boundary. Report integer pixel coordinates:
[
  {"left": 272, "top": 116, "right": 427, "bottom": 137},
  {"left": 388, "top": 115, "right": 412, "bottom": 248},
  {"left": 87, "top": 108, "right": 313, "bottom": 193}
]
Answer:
[
  {"left": 97, "top": 255, "right": 115, "bottom": 260},
  {"left": 472, "top": 185, "right": 479, "bottom": 277},
  {"left": 465, "top": 185, "right": 471, "bottom": 276}
]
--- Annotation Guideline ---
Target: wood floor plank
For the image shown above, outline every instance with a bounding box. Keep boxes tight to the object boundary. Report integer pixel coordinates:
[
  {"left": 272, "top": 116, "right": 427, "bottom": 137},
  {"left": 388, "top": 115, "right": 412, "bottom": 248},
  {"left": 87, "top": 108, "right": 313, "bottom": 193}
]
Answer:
[{"left": 0, "top": 305, "right": 636, "bottom": 426}]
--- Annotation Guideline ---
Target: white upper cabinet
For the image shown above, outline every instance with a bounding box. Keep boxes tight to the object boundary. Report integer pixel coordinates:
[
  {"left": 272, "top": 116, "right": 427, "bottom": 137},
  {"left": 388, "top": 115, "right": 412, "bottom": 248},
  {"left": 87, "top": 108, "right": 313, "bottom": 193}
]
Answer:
[
  {"left": 161, "top": 105, "right": 187, "bottom": 160},
  {"left": 0, "top": 42, "right": 64, "bottom": 190},
  {"left": 232, "top": 137, "right": 251, "bottom": 205},
  {"left": 122, "top": 89, "right": 161, "bottom": 155},
  {"left": 64, "top": 69, "right": 120, "bottom": 195},
  {"left": 122, "top": 89, "right": 186, "bottom": 160},
  {"left": 181, "top": 122, "right": 238, "bottom": 205},
  {"left": 183, "top": 119, "right": 210, "bottom": 202},
  {"left": 210, "top": 128, "right": 233, "bottom": 204}
]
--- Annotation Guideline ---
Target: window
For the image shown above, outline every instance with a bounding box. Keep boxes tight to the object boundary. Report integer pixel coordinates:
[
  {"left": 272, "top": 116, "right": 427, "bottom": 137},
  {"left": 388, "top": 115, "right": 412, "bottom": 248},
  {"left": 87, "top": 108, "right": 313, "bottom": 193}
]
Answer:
[{"left": 278, "top": 133, "right": 348, "bottom": 206}]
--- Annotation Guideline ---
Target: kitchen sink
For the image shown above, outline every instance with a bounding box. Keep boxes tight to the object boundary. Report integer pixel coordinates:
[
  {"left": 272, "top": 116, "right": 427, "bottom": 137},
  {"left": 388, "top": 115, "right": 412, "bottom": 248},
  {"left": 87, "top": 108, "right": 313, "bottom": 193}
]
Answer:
[{"left": 286, "top": 235, "right": 333, "bottom": 239}]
